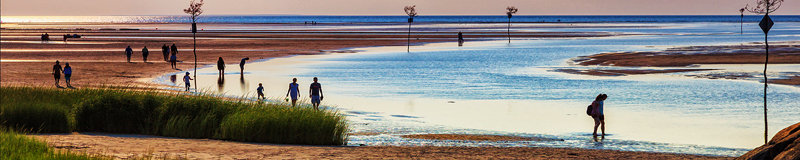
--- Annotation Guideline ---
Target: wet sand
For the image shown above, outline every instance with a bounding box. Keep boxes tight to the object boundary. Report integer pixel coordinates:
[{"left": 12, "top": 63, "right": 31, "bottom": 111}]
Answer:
[
  {"left": 1, "top": 23, "right": 613, "bottom": 88},
  {"left": 1, "top": 23, "right": 739, "bottom": 158},
  {"left": 401, "top": 134, "right": 564, "bottom": 142},
  {"left": 563, "top": 42, "right": 800, "bottom": 86},
  {"left": 33, "top": 133, "right": 729, "bottom": 159}
]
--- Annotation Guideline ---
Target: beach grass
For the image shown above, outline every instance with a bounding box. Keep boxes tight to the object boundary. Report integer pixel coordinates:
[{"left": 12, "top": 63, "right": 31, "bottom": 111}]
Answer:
[
  {"left": 0, "top": 86, "right": 348, "bottom": 145},
  {"left": 0, "top": 128, "right": 108, "bottom": 160}
]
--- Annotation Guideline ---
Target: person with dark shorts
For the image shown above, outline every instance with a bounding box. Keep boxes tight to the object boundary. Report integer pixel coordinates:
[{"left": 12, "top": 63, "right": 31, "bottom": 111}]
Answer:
[
  {"left": 142, "top": 46, "right": 149, "bottom": 63},
  {"left": 63, "top": 63, "right": 73, "bottom": 88},
  {"left": 309, "top": 77, "right": 324, "bottom": 110},
  {"left": 125, "top": 46, "right": 133, "bottom": 62},
  {"left": 256, "top": 83, "right": 265, "bottom": 100},
  {"left": 170, "top": 54, "right": 177, "bottom": 69},
  {"left": 52, "top": 60, "right": 63, "bottom": 87},
  {"left": 183, "top": 72, "right": 193, "bottom": 91},
  {"left": 286, "top": 78, "right": 300, "bottom": 107},
  {"left": 591, "top": 94, "right": 608, "bottom": 136}
]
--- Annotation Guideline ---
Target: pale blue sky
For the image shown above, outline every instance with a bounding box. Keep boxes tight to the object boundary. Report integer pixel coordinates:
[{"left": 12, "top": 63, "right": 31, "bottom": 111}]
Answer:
[{"left": 1, "top": 0, "right": 797, "bottom": 16}]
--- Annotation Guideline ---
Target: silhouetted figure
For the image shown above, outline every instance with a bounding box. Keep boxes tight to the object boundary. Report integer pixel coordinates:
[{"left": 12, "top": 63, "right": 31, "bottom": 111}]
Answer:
[
  {"left": 125, "top": 46, "right": 133, "bottom": 62},
  {"left": 257, "top": 83, "right": 265, "bottom": 100},
  {"left": 286, "top": 78, "right": 300, "bottom": 107},
  {"left": 43, "top": 33, "right": 50, "bottom": 41},
  {"left": 162, "top": 44, "right": 170, "bottom": 61},
  {"left": 183, "top": 72, "right": 193, "bottom": 91},
  {"left": 142, "top": 46, "right": 149, "bottom": 63},
  {"left": 170, "top": 55, "right": 177, "bottom": 69},
  {"left": 170, "top": 44, "right": 178, "bottom": 68},
  {"left": 63, "top": 63, "right": 73, "bottom": 88},
  {"left": 309, "top": 77, "right": 324, "bottom": 110},
  {"left": 52, "top": 60, "right": 62, "bottom": 87},
  {"left": 217, "top": 57, "right": 225, "bottom": 76},
  {"left": 239, "top": 57, "right": 249, "bottom": 75},
  {"left": 63, "top": 34, "right": 69, "bottom": 41},
  {"left": 591, "top": 94, "right": 608, "bottom": 136},
  {"left": 170, "top": 43, "right": 178, "bottom": 56},
  {"left": 458, "top": 31, "right": 464, "bottom": 46}
]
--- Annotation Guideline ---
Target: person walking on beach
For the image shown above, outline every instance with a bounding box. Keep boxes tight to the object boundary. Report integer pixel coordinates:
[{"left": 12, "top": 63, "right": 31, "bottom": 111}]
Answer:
[
  {"left": 171, "top": 43, "right": 178, "bottom": 56},
  {"left": 63, "top": 63, "right": 73, "bottom": 88},
  {"left": 142, "top": 46, "right": 150, "bottom": 63},
  {"left": 591, "top": 94, "right": 608, "bottom": 136},
  {"left": 125, "top": 46, "right": 133, "bottom": 62},
  {"left": 257, "top": 83, "right": 265, "bottom": 100},
  {"left": 458, "top": 31, "right": 464, "bottom": 44},
  {"left": 162, "top": 44, "right": 170, "bottom": 62},
  {"left": 169, "top": 53, "right": 178, "bottom": 69},
  {"left": 183, "top": 72, "right": 193, "bottom": 91},
  {"left": 309, "top": 77, "right": 324, "bottom": 110},
  {"left": 52, "top": 60, "right": 63, "bottom": 87},
  {"left": 286, "top": 78, "right": 300, "bottom": 107},
  {"left": 217, "top": 57, "right": 226, "bottom": 76},
  {"left": 239, "top": 57, "right": 249, "bottom": 75}
]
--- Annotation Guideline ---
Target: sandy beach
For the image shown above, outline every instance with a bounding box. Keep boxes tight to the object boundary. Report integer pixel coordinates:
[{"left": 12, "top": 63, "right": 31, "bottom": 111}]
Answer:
[
  {"left": 32, "top": 132, "right": 729, "bottom": 159},
  {"left": 1, "top": 22, "right": 781, "bottom": 159}
]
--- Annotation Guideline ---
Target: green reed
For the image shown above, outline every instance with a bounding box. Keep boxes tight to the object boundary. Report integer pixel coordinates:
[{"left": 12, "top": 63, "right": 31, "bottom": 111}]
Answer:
[
  {"left": 0, "top": 86, "right": 348, "bottom": 145},
  {"left": 0, "top": 128, "right": 108, "bottom": 160}
]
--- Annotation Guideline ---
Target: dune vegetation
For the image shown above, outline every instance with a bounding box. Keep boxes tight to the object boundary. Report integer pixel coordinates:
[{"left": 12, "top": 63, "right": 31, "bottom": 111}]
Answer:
[{"left": 0, "top": 86, "right": 348, "bottom": 146}]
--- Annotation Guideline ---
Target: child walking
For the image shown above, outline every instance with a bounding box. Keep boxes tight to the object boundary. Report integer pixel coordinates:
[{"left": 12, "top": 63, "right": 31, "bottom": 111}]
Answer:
[
  {"left": 257, "top": 83, "right": 265, "bottom": 100},
  {"left": 183, "top": 72, "right": 193, "bottom": 91}
]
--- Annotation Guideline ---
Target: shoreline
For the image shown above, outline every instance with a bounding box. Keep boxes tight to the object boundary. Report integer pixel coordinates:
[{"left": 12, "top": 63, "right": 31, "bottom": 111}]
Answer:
[{"left": 0, "top": 22, "right": 777, "bottom": 158}]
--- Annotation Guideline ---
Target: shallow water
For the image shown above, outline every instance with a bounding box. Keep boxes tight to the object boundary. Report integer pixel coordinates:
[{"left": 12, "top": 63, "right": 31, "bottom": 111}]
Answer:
[{"left": 155, "top": 22, "right": 800, "bottom": 156}]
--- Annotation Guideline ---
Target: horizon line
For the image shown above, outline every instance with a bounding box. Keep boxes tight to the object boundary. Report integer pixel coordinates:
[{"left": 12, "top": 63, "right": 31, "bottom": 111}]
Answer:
[{"left": 5, "top": 14, "right": 798, "bottom": 16}]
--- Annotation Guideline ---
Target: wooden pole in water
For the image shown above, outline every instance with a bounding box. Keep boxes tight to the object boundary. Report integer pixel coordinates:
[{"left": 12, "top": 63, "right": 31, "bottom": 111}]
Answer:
[
  {"left": 193, "top": 23, "right": 198, "bottom": 91},
  {"left": 763, "top": 21, "right": 769, "bottom": 145}
]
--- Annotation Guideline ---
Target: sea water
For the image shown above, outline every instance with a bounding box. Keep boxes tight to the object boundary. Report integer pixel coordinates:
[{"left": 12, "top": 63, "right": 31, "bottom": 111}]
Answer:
[{"left": 148, "top": 21, "right": 800, "bottom": 156}]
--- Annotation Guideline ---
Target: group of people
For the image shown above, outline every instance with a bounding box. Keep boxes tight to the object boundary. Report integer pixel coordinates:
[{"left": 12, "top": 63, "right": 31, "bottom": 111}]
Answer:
[
  {"left": 40, "top": 33, "right": 82, "bottom": 41},
  {"left": 41, "top": 33, "right": 50, "bottom": 41},
  {"left": 51, "top": 60, "right": 73, "bottom": 88},
  {"left": 125, "top": 44, "right": 179, "bottom": 68},
  {"left": 279, "top": 77, "right": 324, "bottom": 110}
]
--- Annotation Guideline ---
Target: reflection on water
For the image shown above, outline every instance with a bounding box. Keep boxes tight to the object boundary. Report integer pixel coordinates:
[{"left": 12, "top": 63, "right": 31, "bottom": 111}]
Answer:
[
  {"left": 239, "top": 74, "right": 248, "bottom": 93},
  {"left": 169, "top": 75, "right": 177, "bottom": 84},
  {"left": 217, "top": 75, "right": 225, "bottom": 94},
  {"left": 152, "top": 22, "right": 800, "bottom": 156}
]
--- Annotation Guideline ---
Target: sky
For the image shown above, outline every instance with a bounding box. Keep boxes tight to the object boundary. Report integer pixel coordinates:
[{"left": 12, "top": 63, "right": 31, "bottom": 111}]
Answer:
[{"left": 1, "top": 0, "right": 798, "bottom": 16}]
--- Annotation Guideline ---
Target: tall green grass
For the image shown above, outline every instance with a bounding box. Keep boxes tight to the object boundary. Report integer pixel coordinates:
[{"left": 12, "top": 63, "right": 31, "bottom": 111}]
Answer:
[
  {"left": 0, "top": 86, "right": 348, "bottom": 145},
  {"left": 0, "top": 128, "right": 108, "bottom": 160}
]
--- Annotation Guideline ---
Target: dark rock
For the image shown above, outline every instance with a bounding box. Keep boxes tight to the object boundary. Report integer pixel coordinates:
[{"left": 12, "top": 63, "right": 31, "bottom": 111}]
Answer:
[{"left": 738, "top": 122, "right": 800, "bottom": 160}]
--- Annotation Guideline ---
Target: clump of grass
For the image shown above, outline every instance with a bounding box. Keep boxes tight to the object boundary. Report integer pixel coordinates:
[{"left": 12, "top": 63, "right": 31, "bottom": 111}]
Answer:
[
  {"left": 218, "top": 104, "right": 348, "bottom": 145},
  {"left": 0, "top": 128, "right": 108, "bottom": 160},
  {"left": 1, "top": 86, "right": 349, "bottom": 145},
  {"left": 74, "top": 92, "right": 162, "bottom": 134},
  {"left": 1, "top": 102, "right": 71, "bottom": 133}
]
